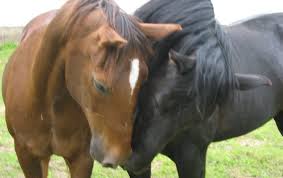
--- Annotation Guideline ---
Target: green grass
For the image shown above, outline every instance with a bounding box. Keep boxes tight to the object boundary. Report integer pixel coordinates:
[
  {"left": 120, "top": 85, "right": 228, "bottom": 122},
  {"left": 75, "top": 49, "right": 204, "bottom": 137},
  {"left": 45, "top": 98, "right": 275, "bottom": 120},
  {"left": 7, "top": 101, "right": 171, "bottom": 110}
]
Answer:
[{"left": 0, "top": 43, "right": 282, "bottom": 178}]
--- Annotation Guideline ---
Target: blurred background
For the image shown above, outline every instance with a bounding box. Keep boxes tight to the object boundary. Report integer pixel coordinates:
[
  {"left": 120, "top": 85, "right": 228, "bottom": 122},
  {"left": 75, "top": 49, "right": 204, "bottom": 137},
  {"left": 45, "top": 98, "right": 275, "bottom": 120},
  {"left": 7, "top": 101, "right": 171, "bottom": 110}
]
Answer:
[
  {"left": 1, "top": 0, "right": 283, "bottom": 26},
  {"left": 1, "top": 0, "right": 283, "bottom": 43}
]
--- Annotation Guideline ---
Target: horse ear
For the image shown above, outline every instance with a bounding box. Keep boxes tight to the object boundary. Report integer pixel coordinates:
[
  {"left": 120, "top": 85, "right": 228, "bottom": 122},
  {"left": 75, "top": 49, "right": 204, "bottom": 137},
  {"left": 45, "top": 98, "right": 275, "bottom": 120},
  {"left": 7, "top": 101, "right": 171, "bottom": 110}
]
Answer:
[
  {"left": 235, "top": 73, "right": 272, "bottom": 90},
  {"left": 169, "top": 49, "right": 196, "bottom": 74},
  {"left": 139, "top": 23, "right": 182, "bottom": 40},
  {"left": 97, "top": 26, "right": 128, "bottom": 48}
]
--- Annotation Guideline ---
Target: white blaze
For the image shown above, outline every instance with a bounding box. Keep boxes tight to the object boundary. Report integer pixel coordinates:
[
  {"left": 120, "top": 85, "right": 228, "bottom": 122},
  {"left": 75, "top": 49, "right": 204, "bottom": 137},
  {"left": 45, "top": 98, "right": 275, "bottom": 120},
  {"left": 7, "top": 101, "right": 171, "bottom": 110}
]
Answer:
[{"left": 129, "top": 59, "right": 140, "bottom": 95}]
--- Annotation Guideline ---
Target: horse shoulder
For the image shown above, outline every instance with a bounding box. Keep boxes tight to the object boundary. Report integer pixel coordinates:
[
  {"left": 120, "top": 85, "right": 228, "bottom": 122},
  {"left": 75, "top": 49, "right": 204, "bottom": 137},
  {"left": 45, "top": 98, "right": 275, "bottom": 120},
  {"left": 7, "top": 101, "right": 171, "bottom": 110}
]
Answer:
[
  {"left": 4, "top": 10, "right": 57, "bottom": 94},
  {"left": 3, "top": 12, "right": 58, "bottom": 134}
]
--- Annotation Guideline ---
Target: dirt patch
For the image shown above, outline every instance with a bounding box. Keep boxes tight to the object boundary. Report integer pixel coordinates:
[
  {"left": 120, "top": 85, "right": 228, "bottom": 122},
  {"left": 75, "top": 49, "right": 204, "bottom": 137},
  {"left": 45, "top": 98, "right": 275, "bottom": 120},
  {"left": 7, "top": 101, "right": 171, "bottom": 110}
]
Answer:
[
  {"left": 238, "top": 138, "right": 264, "bottom": 147},
  {"left": 49, "top": 157, "right": 70, "bottom": 178},
  {"left": 0, "top": 144, "right": 14, "bottom": 152},
  {"left": 229, "top": 168, "right": 260, "bottom": 178},
  {"left": 0, "top": 106, "right": 5, "bottom": 116}
]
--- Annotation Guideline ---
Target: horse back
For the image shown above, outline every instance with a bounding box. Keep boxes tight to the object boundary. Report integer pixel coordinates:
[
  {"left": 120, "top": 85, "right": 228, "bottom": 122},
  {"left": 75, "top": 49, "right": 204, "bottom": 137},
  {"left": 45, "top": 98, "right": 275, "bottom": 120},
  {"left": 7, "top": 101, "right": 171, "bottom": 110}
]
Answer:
[
  {"left": 213, "top": 13, "right": 283, "bottom": 140},
  {"left": 227, "top": 13, "right": 283, "bottom": 47},
  {"left": 226, "top": 13, "right": 283, "bottom": 77}
]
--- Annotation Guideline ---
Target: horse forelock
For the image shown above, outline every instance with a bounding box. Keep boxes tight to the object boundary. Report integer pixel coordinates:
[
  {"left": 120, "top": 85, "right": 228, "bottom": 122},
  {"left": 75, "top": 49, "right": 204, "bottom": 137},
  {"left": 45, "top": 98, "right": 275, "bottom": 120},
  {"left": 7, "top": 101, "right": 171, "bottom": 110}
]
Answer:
[
  {"left": 59, "top": 0, "right": 151, "bottom": 81},
  {"left": 135, "top": 0, "right": 237, "bottom": 117},
  {"left": 33, "top": 0, "right": 151, "bottom": 100}
]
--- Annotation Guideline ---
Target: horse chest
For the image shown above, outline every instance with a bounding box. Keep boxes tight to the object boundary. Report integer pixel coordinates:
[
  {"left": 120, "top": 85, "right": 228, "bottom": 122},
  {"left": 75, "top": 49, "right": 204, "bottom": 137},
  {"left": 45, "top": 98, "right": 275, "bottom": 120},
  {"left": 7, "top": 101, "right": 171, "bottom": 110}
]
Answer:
[{"left": 49, "top": 95, "right": 91, "bottom": 157}]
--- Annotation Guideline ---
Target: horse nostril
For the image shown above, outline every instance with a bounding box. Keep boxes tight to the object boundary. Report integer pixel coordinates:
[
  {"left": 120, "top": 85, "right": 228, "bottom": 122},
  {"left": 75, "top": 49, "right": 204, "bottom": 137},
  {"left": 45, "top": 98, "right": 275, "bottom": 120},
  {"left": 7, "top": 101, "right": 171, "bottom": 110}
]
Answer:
[
  {"left": 102, "top": 162, "right": 118, "bottom": 169},
  {"left": 101, "top": 157, "right": 118, "bottom": 169},
  {"left": 102, "top": 162, "right": 115, "bottom": 168}
]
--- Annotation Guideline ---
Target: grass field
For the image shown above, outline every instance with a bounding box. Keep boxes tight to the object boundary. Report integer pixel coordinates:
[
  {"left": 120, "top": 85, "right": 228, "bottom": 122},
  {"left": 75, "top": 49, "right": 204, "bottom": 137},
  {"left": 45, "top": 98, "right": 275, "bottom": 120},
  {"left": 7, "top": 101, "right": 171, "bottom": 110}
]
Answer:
[{"left": 0, "top": 43, "right": 282, "bottom": 178}]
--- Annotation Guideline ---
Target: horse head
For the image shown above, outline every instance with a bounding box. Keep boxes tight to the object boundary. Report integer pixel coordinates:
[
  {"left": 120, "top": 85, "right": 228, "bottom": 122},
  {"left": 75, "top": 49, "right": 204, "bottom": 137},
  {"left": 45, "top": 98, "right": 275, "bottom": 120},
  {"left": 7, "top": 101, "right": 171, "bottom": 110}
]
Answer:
[
  {"left": 124, "top": 48, "right": 272, "bottom": 173},
  {"left": 32, "top": 0, "right": 181, "bottom": 167}
]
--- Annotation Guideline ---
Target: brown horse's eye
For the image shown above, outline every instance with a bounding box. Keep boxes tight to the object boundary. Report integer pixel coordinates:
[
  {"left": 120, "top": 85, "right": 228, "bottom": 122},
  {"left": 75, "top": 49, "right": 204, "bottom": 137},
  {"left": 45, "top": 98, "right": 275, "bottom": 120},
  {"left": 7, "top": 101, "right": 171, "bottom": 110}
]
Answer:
[{"left": 93, "top": 79, "right": 110, "bottom": 95}]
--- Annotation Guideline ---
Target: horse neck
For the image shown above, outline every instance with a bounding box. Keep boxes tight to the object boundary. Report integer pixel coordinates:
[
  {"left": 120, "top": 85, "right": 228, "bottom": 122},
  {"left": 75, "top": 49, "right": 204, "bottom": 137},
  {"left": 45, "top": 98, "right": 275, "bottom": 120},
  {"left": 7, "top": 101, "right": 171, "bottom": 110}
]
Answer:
[
  {"left": 191, "top": 23, "right": 237, "bottom": 116},
  {"left": 45, "top": 54, "right": 67, "bottom": 106},
  {"left": 33, "top": 46, "right": 67, "bottom": 113},
  {"left": 32, "top": 9, "right": 69, "bottom": 107},
  {"left": 33, "top": 38, "right": 60, "bottom": 107}
]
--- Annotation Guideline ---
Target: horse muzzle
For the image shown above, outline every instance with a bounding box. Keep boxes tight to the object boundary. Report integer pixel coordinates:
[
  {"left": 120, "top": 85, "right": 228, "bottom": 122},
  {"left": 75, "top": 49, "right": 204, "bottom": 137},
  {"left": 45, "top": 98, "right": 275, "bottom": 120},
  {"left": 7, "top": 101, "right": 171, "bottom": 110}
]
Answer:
[{"left": 90, "top": 136, "right": 119, "bottom": 168}]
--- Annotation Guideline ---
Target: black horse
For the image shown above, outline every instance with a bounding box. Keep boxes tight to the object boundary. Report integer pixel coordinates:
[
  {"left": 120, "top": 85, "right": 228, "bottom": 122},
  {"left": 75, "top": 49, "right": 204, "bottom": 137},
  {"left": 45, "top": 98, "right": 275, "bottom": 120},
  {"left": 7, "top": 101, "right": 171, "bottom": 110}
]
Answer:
[{"left": 124, "top": 0, "right": 283, "bottom": 177}]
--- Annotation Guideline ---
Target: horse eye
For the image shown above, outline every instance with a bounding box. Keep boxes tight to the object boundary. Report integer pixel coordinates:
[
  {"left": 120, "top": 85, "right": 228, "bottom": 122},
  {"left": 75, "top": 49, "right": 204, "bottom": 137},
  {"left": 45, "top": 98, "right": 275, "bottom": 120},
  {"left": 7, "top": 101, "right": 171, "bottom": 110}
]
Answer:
[{"left": 92, "top": 79, "right": 110, "bottom": 95}]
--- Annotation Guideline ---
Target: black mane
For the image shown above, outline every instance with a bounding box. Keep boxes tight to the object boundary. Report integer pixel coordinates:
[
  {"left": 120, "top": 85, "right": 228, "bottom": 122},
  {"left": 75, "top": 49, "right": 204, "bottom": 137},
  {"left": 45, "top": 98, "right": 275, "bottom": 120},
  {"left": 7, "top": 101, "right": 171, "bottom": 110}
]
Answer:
[{"left": 135, "top": 0, "right": 237, "bottom": 116}]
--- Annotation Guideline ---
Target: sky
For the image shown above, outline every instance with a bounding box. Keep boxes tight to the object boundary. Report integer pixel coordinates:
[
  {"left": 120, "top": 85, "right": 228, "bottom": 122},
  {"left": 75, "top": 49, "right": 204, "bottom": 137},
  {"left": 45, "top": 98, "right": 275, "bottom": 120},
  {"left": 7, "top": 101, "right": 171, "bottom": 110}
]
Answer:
[{"left": 0, "top": 0, "right": 283, "bottom": 26}]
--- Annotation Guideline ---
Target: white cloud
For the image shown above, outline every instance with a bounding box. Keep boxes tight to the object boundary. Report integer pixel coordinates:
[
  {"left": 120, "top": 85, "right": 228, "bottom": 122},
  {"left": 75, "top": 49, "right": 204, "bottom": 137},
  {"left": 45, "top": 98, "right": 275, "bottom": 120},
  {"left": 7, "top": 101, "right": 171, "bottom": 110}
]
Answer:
[{"left": 0, "top": 0, "right": 283, "bottom": 26}]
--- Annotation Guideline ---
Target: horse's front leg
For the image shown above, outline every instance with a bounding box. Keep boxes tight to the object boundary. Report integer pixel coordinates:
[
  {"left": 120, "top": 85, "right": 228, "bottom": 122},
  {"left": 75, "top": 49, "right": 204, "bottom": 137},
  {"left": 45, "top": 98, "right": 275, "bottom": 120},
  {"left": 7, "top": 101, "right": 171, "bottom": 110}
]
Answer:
[
  {"left": 64, "top": 152, "right": 93, "bottom": 178},
  {"left": 163, "top": 140, "right": 209, "bottom": 178}
]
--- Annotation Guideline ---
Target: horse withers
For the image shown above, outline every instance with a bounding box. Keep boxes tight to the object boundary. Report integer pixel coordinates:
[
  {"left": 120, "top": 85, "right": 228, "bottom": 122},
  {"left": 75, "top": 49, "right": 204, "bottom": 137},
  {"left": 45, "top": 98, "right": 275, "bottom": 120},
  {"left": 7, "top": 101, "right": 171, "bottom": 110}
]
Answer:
[
  {"left": 124, "top": 0, "right": 283, "bottom": 177},
  {"left": 2, "top": 0, "right": 181, "bottom": 177}
]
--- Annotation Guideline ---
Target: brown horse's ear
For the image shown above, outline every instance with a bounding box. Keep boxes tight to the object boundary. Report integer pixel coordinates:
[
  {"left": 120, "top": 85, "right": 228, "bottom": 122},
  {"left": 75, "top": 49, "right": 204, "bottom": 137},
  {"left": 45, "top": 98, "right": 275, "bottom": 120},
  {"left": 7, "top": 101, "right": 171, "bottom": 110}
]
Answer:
[
  {"left": 139, "top": 23, "right": 182, "bottom": 40},
  {"left": 97, "top": 26, "right": 128, "bottom": 48}
]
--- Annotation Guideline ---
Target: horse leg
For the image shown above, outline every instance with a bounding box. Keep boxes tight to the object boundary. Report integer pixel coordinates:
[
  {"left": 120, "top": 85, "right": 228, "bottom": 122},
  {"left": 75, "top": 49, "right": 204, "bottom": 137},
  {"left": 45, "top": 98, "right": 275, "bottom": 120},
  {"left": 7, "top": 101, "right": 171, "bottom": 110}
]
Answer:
[
  {"left": 64, "top": 153, "right": 93, "bottom": 178},
  {"left": 165, "top": 141, "right": 208, "bottom": 178},
  {"left": 15, "top": 141, "right": 43, "bottom": 178},
  {"left": 175, "top": 144, "right": 208, "bottom": 178},
  {"left": 127, "top": 169, "right": 151, "bottom": 178},
  {"left": 274, "top": 112, "right": 283, "bottom": 135},
  {"left": 41, "top": 157, "right": 50, "bottom": 178}
]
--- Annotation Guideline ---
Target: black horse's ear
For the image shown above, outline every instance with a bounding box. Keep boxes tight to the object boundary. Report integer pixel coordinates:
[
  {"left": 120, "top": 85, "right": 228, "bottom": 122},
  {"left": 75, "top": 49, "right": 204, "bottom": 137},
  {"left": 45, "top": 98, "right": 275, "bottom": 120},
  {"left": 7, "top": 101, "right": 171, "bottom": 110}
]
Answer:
[
  {"left": 235, "top": 73, "right": 272, "bottom": 90},
  {"left": 169, "top": 49, "right": 196, "bottom": 74}
]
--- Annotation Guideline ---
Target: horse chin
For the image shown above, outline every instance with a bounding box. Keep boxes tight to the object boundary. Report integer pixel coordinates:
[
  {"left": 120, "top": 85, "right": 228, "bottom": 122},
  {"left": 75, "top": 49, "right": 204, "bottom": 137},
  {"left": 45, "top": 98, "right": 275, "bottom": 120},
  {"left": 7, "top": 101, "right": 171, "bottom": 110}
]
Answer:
[
  {"left": 123, "top": 164, "right": 150, "bottom": 175},
  {"left": 122, "top": 152, "right": 151, "bottom": 174},
  {"left": 90, "top": 135, "right": 132, "bottom": 169}
]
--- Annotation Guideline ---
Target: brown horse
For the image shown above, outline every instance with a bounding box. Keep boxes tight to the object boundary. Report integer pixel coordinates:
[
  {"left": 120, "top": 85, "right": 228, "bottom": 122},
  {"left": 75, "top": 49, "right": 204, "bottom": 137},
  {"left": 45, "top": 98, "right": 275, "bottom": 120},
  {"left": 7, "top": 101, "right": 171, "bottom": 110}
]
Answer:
[{"left": 2, "top": 0, "right": 181, "bottom": 177}]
